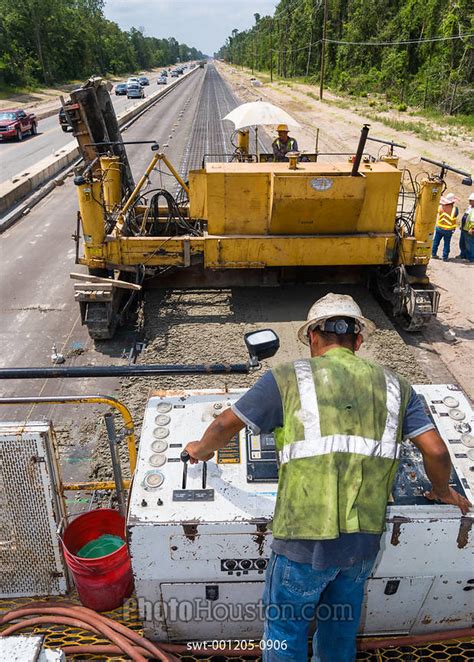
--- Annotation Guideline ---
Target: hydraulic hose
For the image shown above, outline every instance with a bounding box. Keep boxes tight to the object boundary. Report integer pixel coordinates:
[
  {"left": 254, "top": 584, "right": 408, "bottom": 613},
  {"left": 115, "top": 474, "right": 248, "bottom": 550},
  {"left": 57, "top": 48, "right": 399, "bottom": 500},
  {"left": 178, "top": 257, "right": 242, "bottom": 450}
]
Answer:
[
  {"left": 357, "top": 627, "right": 474, "bottom": 650},
  {"left": 0, "top": 616, "right": 146, "bottom": 662},
  {"left": 0, "top": 604, "right": 175, "bottom": 662}
]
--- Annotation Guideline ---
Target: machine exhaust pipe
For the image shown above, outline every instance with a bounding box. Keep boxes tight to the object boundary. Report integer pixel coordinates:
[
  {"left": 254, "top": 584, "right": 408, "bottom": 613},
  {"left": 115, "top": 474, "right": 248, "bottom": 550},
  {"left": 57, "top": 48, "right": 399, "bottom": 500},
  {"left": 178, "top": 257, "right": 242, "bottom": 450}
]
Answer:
[{"left": 351, "top": 124, "right": 370, "bottom": 176}]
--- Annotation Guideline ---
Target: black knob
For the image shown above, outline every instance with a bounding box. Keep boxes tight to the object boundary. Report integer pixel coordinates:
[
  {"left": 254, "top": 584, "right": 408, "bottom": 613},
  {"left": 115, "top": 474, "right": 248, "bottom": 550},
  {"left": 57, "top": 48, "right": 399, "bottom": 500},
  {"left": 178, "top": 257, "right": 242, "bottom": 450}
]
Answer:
[
  {"left": 141, "top": 499, "right": 148, "bottom": 507},
  {"left": 240, "top": 559, "right": 252, "bottom": 570},
  {"left": 181, "top": 450, "right": 190, "bottom": 463},
  {"left": 224, "top": 559, "right": 237, "bottom": 570},
  {"left": 256, "top": 559, "right": 267, "bottom": 570}
]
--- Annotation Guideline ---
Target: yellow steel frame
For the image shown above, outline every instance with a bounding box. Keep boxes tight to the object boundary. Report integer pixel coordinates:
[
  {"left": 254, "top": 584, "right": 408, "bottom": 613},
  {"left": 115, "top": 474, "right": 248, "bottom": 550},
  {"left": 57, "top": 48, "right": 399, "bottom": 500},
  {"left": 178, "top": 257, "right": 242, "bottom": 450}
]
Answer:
[
  {"left": 77, "top": 154, "right": 442, "bottom": 275},
  {"left": 0, "top": 395, "right": 137, "bottom": 492}
]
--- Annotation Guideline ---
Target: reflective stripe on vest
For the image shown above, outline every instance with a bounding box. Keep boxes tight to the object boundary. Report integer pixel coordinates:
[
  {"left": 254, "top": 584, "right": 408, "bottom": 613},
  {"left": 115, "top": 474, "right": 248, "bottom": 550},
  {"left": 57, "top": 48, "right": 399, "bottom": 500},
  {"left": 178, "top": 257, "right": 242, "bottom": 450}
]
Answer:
[
  {"left": 464, "top": 207, "right": 474, "bottom": 232},
  {"left": 437, "top": 206, "right": 458, "bottom": 231},
  {"left": 278, "top": 359, "right": 402, "bottom": 465}
]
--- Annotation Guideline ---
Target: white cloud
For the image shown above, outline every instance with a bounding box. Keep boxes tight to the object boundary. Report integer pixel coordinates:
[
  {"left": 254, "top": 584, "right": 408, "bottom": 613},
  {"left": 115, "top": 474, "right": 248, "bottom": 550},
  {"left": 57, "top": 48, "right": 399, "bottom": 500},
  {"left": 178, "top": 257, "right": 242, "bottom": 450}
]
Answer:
[{"left": 104, "top": 0, "right": 279, "bottom": 54}]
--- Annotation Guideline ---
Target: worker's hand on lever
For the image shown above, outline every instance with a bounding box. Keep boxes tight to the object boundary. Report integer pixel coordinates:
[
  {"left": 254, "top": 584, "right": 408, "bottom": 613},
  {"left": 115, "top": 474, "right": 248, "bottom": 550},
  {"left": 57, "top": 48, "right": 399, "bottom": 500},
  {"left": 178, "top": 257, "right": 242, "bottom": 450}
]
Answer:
[
  {"left": 425, "top": 486, "right": 471, "bottom": 515},
  {"left": 184, "top": 441, "right": 214, "bottom": 464},
  {"left": 184, "top": 408, "right": 246, "bottom": 465}
]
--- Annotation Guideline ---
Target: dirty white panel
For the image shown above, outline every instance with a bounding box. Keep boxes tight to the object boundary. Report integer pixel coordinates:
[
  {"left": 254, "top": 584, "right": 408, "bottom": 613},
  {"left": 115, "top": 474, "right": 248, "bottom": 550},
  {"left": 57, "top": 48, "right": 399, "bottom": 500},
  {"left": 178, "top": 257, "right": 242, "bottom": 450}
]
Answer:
[{"left": 360, "top": 576, "right": 434, "bottom": 634}]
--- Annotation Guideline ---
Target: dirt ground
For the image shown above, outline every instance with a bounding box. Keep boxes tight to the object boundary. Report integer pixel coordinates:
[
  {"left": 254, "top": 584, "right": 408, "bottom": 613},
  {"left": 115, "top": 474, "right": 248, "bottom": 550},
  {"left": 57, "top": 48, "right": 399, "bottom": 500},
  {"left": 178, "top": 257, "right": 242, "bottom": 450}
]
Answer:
[{"left": 216, "top": 62, "right": 474, "bottom": 402}]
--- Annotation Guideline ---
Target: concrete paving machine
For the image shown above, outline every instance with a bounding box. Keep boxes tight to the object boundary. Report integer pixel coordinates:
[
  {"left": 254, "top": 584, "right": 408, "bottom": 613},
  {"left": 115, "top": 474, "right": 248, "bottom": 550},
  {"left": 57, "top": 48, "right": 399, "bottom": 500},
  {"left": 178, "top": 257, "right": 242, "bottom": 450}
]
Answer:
[{"left": 66, "top": 78, "right": 471, "bottom": 340}]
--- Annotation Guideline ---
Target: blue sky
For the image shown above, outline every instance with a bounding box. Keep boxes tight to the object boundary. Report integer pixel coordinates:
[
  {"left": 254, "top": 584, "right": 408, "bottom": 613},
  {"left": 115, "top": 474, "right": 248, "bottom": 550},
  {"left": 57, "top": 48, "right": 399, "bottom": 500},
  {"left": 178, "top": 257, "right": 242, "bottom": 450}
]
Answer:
[{"left": 104, "top": 0, "right": 279, "bottom": 55}]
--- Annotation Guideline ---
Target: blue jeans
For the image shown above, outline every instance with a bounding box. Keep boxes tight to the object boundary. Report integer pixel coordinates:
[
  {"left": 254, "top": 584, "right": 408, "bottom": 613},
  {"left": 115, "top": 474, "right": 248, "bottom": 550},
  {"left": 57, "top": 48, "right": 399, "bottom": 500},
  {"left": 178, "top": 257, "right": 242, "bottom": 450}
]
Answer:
[
  {"left": 432, "top": 227, "right": 454, "bottom": 259},
  {"left": 460, "top": 230, "right": 474, "bottom": 261},
  {"left": 262, "top": 553, "right": 375, "bottom": 662}
]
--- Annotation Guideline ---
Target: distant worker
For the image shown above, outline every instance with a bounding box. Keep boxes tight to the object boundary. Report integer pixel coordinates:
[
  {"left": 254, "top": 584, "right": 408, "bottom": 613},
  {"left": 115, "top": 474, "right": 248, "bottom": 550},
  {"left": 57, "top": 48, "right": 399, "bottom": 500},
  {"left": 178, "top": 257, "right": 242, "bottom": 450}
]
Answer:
[
  {"left": 272, "top": 124, "right": 298, "bottom": 162},
  {"left": 458, "top": 192, "right": 474, "bottom": 262},
  {"left": 432, "top": 192, "right": 459, "bottom": 261},
  {"left": 184, "top": 293, "right": 470, "bottom": 662}
]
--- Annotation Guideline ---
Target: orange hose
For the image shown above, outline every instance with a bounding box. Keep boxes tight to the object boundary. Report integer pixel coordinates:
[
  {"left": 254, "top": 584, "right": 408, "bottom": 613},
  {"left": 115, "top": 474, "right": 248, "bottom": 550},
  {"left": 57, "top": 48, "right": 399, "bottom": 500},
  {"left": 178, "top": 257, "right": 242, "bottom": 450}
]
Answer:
[
  {"left": 0, "top": 615, "right": 147, "bottom": 662},
  {"left": 357, "top": 627, "right": 474, "bottom": 650},
  {"left": 0, "top": 605, "right": 174, "bottom": 662}
]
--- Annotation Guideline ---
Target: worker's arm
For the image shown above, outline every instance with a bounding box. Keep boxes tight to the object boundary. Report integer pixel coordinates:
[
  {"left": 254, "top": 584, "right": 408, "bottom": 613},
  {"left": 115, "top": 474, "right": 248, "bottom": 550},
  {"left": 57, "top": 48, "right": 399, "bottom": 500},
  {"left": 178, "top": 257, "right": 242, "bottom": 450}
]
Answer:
[
  {"left": 184, "top": 409, "right": 246, "bottom": 464},
  {"left": 410, "top": 429, "right": 471, "bottom": 515}
]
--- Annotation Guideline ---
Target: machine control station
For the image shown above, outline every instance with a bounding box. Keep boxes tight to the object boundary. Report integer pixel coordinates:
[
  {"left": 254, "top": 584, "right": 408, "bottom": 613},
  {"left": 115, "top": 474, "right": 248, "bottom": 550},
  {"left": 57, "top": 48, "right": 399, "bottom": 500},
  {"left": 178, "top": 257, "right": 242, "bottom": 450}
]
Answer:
[{"left": 127, "top": 384, "right": 473, "bottom": 641}]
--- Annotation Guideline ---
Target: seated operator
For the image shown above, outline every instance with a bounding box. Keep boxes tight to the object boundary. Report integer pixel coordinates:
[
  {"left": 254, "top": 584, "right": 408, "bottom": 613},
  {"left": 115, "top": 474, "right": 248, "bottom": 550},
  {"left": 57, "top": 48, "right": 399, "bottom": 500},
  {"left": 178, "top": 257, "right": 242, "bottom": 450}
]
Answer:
[{"left": 272, "top": 124, "right": 298, "bottom": 162}]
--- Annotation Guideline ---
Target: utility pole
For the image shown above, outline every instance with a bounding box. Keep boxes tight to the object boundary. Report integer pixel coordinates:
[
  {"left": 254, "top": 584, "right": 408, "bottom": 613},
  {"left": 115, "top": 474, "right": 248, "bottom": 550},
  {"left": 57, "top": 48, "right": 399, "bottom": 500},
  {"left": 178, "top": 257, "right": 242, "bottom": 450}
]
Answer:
[
  {"left": 270, "top": 19, "right": 274, "bottom": 82},
  {"left": 306, "top": 0, "right": 316, "bottom": 77},
  {"left": 319, "top": 0, "right": 328, "bottom": 100}
]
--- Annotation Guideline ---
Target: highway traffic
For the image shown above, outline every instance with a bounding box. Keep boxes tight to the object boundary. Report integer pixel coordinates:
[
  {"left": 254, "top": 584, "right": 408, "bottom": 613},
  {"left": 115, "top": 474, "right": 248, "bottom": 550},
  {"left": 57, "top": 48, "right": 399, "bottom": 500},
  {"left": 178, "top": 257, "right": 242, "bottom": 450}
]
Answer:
[{"left": 0, "top": 69, "right": 176, "bottom": 184}]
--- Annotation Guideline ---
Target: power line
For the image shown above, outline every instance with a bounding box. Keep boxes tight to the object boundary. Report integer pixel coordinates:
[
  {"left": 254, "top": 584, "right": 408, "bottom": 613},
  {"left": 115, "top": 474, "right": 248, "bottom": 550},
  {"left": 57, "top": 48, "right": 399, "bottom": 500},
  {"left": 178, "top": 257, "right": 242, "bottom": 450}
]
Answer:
[{"left": 326, "top": 33, "right": 474, "bottom": 46}]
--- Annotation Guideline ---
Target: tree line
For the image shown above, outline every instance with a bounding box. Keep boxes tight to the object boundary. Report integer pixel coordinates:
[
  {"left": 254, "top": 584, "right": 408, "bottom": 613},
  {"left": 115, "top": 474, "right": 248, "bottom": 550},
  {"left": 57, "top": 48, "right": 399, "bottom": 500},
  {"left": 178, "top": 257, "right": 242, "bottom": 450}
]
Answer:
[
  {"left": 216, "top": 0, "right": 473, "bottom": 115},
  {"left": 0, "top": 0, "right": 205, "bottom": 88}
]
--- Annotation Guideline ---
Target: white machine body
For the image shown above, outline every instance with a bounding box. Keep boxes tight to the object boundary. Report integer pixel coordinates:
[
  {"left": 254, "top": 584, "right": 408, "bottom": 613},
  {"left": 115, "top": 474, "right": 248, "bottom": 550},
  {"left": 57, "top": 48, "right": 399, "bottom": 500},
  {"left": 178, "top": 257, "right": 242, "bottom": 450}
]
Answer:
[{"left": 127, "top": 385, "right": 474, "bottom": 641}]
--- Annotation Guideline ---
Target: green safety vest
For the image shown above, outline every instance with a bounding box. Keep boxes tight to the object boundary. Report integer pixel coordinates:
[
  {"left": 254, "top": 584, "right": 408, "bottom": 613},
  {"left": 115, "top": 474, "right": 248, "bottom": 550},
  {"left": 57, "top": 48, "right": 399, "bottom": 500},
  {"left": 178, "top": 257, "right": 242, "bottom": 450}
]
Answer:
[
  {"left": 464, "top": 207, "right": 474, "bottom": 232},
  {"left": 272, "top": 348, "right": 411, "bottom": 540}
]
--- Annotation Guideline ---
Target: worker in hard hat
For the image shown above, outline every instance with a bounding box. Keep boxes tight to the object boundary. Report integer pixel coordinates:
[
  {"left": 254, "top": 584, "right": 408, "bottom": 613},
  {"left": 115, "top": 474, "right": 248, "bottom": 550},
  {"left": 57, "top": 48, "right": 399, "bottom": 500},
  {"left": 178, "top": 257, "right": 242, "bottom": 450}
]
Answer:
[
  {"left": 184, "top": 293, "right": 470, "bottom": 662},
  {"left": 458, "top": 192, "right": 474, "bottom": 262},
  {"left": 272, "top": 124, "right": 298, "bottom": 162},
  {"left": 432, "top": 192, "right": 459, "bottom": 261}
]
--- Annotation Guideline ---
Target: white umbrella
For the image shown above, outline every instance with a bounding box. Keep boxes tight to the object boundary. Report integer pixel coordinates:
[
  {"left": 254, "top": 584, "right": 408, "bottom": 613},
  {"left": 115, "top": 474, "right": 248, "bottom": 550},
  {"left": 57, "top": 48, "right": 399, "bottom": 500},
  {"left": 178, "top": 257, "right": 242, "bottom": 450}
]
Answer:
[
  {"left": 222, "top": 101, "right": 300, "bottom": 129},
  {"left": 222, "top": 101, "right": 300, "bottom": 157}
]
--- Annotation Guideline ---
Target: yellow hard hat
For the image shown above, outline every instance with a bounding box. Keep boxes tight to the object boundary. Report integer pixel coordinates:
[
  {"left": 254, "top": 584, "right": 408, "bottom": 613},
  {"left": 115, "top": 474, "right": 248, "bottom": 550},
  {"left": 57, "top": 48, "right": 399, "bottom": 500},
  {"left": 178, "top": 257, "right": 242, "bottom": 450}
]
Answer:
[{"left": 277, "top": 124, "right": 289, "bottom": 132}]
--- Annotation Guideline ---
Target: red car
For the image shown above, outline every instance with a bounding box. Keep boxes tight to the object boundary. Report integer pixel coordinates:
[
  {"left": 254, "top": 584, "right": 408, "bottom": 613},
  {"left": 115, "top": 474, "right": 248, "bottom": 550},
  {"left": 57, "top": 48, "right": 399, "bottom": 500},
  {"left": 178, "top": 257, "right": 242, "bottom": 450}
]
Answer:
[{"left": 0, "top": 109, "right": 38, "bottom": 141}]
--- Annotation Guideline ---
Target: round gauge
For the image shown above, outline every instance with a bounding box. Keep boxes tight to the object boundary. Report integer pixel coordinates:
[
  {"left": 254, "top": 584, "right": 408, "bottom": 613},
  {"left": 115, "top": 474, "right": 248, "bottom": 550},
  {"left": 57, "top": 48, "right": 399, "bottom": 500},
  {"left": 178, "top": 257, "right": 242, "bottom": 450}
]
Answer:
[
  {"left": 155, "top": 414, "right": 171, "bottom": 426},
  {"left": 461, "top": 434, "right": 474, "bottom": 448},
  {"left": 448, "top": 409, "right": 465, "bottom": 421},
  {"left": 213, "top": 402, "right": 222, "bottom": 410},
  {"left": 151, "top": 439, "right": 168, "bottom": 453},
  {"left": 467, "top": 448, "right": 474, "bottom": 461},
  {"left": 454, "top": 422, "right": 471, "bottom": 434},
  {"left": 153, "top": 427, "right": 169, "bottom": 439},
  {"left": 443, "top": 396, "right": 459, "bottom": 409},
  {"left": 156, "top": 402, "right": 172, "bottom": 414},
  {"left": 149, "top": 453, "right": 166, "bottom": 467},
  {"left": 143, "top": 471, "right": 164, "bottom": 489}
]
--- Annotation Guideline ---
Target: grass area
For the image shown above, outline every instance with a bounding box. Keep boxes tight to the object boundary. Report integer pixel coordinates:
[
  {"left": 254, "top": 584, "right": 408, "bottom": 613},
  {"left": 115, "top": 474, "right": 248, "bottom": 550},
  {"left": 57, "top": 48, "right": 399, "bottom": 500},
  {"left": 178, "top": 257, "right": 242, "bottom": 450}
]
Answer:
[
  {"left": 224, "top": 62, "right": 472, "bottom": 138},
  {"left": 0, "top": 83, "right": 42, "bottom": 100}
]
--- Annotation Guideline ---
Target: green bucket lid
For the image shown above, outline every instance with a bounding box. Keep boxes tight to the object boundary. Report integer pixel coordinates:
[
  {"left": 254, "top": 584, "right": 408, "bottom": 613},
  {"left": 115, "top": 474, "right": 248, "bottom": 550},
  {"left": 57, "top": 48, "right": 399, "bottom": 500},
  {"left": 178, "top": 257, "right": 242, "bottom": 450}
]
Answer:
[{"left": 77, "top": 533, "right": 125, "bottom": 559}]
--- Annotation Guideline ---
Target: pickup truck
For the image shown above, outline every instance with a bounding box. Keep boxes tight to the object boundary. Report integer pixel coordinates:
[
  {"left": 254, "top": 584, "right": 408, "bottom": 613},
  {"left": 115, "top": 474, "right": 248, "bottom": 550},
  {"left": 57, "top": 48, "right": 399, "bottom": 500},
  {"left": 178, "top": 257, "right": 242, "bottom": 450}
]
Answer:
[{"left": 0, "top": 109, "right": 38, "bottom": 141}]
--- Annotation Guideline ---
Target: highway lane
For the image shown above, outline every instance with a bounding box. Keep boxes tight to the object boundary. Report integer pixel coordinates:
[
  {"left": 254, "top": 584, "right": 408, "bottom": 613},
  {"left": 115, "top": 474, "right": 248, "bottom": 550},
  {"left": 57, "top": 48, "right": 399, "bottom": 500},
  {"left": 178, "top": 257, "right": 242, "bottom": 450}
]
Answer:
[
  {"left": 0, "top": 67, "right": 205, "bottom": 453},
  {"left": 0, "top": 69, "right": 177, "bottom": 184}
]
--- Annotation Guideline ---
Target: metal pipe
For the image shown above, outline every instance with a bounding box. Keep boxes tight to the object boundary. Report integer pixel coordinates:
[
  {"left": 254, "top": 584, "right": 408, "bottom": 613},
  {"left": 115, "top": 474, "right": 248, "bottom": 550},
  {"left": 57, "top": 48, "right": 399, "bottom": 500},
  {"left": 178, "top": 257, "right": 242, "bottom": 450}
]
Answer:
[
  {"left": 0, "top": 395, "right": 137, "bottom": 477},
  {"left": 160, "top": 154, "right": 190, "bottom": 196},
  {"left": 104, "top": 413, "right": 126, "bottom": 516},
  {"left": 351, "top": 124, "right": 370, "bottom": 176},
  {"left": 0, "top": 363, "right": 249, "bottom": 379},
  {"left": 420, "top": 157, "right": 471, "bottom": 179}
]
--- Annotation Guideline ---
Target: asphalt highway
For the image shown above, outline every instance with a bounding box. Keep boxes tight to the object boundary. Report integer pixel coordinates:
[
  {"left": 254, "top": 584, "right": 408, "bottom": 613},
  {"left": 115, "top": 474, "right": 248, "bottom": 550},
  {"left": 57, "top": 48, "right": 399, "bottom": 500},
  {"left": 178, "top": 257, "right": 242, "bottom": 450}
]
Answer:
[
  {"left": 0, "top": 69, "right": 175, "bottom": 184},
  {"left": 0, "top": 67, "right": 206, "bottom": 455}
]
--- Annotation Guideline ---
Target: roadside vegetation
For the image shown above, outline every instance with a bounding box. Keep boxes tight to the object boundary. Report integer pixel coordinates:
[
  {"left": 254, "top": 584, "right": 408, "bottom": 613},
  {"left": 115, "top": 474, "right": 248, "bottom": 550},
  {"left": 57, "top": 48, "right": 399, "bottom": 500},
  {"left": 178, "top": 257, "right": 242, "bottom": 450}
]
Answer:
[
  {"left": 216, "top": 0, "right": 473, "bottom": 119},
  {"left": 0, "top": 0, "right": 205, "bottom": 90}
]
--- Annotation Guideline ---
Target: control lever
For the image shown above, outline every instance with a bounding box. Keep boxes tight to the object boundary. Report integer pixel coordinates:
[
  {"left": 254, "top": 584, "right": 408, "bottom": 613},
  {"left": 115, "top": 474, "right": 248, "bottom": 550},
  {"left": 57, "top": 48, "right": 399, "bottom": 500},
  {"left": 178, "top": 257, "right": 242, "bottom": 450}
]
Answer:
[
  {"left": 180, "top": 450, "right": 189, "bottom": 489},
  {"left": 180, "top": 450, "right": 207, "bottom": 489}
]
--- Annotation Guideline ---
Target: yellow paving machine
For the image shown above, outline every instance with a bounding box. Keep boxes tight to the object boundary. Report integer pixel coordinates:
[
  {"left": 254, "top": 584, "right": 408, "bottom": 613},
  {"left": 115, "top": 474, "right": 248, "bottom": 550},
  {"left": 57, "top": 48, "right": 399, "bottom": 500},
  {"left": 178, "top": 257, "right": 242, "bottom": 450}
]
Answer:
[{"left": 65, "top": 78, "right": 471, "bottom": 340}]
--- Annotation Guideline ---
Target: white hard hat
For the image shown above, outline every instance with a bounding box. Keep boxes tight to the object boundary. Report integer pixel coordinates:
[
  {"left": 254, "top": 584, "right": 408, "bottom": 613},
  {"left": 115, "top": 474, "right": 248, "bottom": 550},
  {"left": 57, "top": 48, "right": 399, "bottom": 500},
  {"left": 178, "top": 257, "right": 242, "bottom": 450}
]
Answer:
[
  {"left": 469, "top": 192, "right": 474, "bottom": 201},
  {"left": 440, "top": 192, "right": 458, "bottom": 205},
  {"left": 297, "top": 293, "right": 376, "bottom": 345}
]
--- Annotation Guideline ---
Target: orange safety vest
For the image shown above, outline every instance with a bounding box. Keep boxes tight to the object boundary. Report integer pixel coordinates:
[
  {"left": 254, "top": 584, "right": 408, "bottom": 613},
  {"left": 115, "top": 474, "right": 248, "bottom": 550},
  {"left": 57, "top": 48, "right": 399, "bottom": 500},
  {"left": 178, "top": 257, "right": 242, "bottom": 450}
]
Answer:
[{"left": 436, "top": 205, "right": 459, "bottom": 231}]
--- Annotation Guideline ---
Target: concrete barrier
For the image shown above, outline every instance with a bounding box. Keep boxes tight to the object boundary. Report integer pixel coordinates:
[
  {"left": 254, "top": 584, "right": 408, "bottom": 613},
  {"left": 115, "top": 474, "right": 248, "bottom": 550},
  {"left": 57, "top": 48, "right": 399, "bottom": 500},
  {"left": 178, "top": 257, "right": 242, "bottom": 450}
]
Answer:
[{"left": 0, "top": 67, "right": 199, "bottom": 221}]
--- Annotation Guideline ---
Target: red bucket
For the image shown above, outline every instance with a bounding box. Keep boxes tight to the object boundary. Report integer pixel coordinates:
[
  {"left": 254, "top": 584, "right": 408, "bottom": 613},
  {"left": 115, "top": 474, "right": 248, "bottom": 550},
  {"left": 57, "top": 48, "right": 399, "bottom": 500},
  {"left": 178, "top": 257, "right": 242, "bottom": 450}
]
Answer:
[{"left": 61, "top": 508, "right": 134, "bottom": 612}]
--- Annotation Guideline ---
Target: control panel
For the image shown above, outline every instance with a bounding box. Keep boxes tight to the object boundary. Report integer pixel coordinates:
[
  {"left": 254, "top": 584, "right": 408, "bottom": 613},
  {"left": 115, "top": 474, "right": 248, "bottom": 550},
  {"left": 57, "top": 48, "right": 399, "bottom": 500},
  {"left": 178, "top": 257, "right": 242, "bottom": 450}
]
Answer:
[{"left": 128, "top": 385, "right": 473, "bottom": 522}]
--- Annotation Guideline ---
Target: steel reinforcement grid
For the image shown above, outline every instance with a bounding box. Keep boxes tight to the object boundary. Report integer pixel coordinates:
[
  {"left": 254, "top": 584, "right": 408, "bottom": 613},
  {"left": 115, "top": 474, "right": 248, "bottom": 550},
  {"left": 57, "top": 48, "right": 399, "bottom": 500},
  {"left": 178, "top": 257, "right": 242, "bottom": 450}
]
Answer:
[{"left": 177, "top": 64, "right": 271, "bottom": 190}]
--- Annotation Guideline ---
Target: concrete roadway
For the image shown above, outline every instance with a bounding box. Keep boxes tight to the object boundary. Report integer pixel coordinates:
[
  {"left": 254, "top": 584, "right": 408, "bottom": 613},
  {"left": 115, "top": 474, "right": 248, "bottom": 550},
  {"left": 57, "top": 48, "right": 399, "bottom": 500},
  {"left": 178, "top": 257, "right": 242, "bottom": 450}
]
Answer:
[
  {"left": 0, "top": 69, "right": 176, "bottom": 184},
  {"left": 0, "top": 68, "right": 206, "bottom": 480}
]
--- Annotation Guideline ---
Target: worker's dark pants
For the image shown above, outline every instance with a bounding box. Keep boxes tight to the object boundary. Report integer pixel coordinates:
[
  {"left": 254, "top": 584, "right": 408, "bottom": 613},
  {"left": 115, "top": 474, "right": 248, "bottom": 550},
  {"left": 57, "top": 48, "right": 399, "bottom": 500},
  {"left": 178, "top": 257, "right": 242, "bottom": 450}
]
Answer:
[
  {"left": 262, "top": 552, "right": 375, "bottom": 662},
  {"left": 463, "top": 232, "right": 474, "bottom": 262},
  {"left": 432, "top": 227, "right": 454, "bottom": 260}
]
